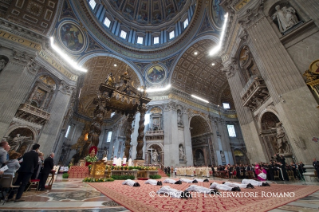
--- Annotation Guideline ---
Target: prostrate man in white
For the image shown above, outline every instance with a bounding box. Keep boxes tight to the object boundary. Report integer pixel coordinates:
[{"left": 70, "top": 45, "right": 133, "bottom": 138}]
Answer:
[
  {"left": 210, "top": 182, "right": 241, "bottom": 191},
  {"left": 223, "top": 181, "right": 254, "bottom": 189},
  {"left": 242, "top": 179, "right": 270, "bottom": 187}
]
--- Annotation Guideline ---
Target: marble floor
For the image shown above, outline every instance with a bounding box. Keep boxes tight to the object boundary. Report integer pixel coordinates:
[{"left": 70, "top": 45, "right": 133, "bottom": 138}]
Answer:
[{"left": 0, "top": 174, "right": 318, "bottom": 212}]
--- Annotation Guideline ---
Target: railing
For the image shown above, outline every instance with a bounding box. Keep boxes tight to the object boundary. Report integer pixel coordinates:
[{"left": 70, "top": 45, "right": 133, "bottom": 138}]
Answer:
[
  {"left": 145, "top": 130, "right": 164, "bottom": 135},
  {"left": 18, "top": 103, "right": 50, "bottom": 120}
]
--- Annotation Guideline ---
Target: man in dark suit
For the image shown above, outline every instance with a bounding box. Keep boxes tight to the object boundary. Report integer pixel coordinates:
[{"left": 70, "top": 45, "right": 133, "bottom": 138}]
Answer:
[
  {"left": 8, "top": 143, "right": 40, "bottom": 202},
  {"left": 39, "top": 153, "right": 54, "bottom": 191}
]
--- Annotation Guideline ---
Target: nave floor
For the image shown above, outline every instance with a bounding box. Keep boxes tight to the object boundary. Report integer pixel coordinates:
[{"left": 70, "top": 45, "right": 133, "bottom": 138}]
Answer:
[{"left": 0, "top": 174, "right": 318, "bottom": 212}]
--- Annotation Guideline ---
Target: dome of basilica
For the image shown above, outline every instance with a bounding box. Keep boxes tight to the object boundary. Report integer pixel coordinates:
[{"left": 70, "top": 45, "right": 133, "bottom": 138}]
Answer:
[{"left": 107, "top": 0, "right": 189, "bottom": 26}]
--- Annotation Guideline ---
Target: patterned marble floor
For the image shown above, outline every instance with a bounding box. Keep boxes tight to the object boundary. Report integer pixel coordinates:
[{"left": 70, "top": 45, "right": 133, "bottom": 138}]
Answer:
[
  {"left": 0, "top": 174, "right": 129, "bottom": 212},
  {"left": 0, "top": 174, "right": 318, "bottom": 211}
]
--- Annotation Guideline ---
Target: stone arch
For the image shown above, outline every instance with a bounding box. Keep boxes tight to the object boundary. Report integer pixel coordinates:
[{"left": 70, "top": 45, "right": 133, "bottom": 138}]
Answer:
[
  {"left": 78, "top": 52, "right": 144, "bottom": 86},
  {"left": 258, "top": 106, "right": 280, "bottom": 132},
  {"left": 5, "top": 125, "right": 38, "bottom": 155},
  {"left": 188, "top": 114, "right": 212, "bottom": 134},
  {"left": 189, "top": 115, "right": 214, "bottom": 166},
  {"left": 146, "top": 143, "right": 164, "bottom": 165},
  {"left": 259, "top": 111, "right": 283, "bottom": 160},
  {"left": 232, "top": 148, "right": 249, "bottom": 165}
]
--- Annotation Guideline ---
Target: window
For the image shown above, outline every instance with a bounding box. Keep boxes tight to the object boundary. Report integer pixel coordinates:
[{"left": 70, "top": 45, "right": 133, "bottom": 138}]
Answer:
[
  {"left": 89, "top": 0, "right": 96, "bottom": 9},
  {"left": 154, "top": 37, "right": 159, "bottom": 44},
  {"left": 169, "top": 31, "right": 175, "bottom": 39},
  {"left": 223, "top": 103, "right": 230, "bottom": 109},
  {"left": 227, "top": 125, "right": 236, "bottom": 137},
  {"left": 65, "top": 125, "right": 71, "bottom": 138},
  {"left": 137, "top": 36, "right": 143, "bottom": 44},
  {"left": 103, "top": 17, "right": 111, "bottom": 28},
  {"left": 183, "top": 19, "right": 189, "bottom": 28},
  {"left": 111, "top": 112, "right": 115, "bottom": 118},
  {"left": 144, "top": 113, "right": 150, "bottom": 125},
  {"left": 106, "top": 131, "right": 112, "bottom": 142},
  {"left": 120, "top": 30, "right": 127, "bottom": 39}
]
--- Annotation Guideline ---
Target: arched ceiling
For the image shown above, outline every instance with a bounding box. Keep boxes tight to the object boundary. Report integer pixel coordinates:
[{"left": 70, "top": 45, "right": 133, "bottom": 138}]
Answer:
[
  {"left": 107, "top": 0, "right": 188, "bottom": 26},
  {"left": 77, "top": 56, "right": 141, "bottom": 118},
  {"left": 171, "top": 39, "right": 227, "bottom": 104},
  {"left": 190, "top": 116, "right": 211, "bottom": 137}
]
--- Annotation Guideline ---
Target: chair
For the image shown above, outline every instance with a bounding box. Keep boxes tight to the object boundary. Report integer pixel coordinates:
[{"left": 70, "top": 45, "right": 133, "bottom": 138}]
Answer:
[
  {"left": 309, "top": 171, "right": 317, "bottom": 182},
  {"left": 247, "top": 171, "right": 254, "bottom": 179},
  {"left": 287, "top": 170, "right": 294, "bottom": 181},
  {"left": 27, "top": 179, "right": 40, "bottom": 191},
  {"left": 0, "top": 174, "right": 19, "bottom": 205},
  {"left": 274, "top": 170, "right": 280, "bottom": 181}
]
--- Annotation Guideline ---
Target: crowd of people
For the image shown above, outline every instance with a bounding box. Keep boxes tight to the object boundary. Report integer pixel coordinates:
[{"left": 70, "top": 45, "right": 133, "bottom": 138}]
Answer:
[
  {"left": 164, "top": 154, "right": 319, "bottom": 182},
  {"left": 0, "top": 139, "right": 54, "bottom": 202}
]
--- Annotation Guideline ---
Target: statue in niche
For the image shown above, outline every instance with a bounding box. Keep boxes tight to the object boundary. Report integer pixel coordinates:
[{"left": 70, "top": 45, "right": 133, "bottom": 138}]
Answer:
[
  {"left": 276, "top": 122, "right": 291, "bottom": 154},
  {"left": 272, "top": 5, "right": 299, "bottom": 33},
  {"left": 152, "top": 150, "right": 159, "bottom": 162},
  {"left": 177, "top": 110, "right": 183, "bottom": 127},
  {"left": 0, "top": 56, "right": 9, "bottom": 72},
  {"left": 220, "top": 150, "right": 226, "bottom": 164},
  {"left": 179, "top": 145, "right": 185, "bottom": 161},
  {"left": 10, "top": 134, "right": 32, "bottom": 151}
]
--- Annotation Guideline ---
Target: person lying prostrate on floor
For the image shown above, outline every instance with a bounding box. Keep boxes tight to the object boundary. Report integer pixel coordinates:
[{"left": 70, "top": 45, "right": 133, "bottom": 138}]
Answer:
[
  {"left": 122, "top": 179, "right": 140, "bottom": 187},
  {"left": 223, "top": 181, "right": 254, "bottom": 189},
  {"left": 145, "top": 179, "right": 162, "bottom": 186},
  {"left": 210, "top": 182, "right": 241, "bottom": 191},
  {"left": 156, "top": 186, "right": 191, "bottom": 199},
  {"left": 185, "top": 185, "right": 219, "bottom": 194},
  {"left": 193, "top": 178, "right": 210, "bottom": 182},
  {"left": 242, "top": 179, "right": 270, "bottom": 187},
  {"left": 163, "top": 179, "right": 182, "bottom": 184},
  {"left": 180, "top": 178, "right": 197, "bottom": 183}
]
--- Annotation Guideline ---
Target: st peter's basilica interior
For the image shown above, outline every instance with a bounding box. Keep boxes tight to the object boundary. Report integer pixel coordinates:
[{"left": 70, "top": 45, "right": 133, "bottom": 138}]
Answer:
[{"left": 0, "top": 0, "right": 319, "bottom": 211}]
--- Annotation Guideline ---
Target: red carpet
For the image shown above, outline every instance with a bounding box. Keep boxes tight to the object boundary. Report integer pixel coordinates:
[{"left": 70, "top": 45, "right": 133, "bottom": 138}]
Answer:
[{"left": 88, "top": 180, "right": 319, "bottom": 212}]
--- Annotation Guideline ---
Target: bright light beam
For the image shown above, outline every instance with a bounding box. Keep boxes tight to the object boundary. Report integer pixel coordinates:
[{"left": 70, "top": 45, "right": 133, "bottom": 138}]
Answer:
[
  {"left": 191, "top": 94, "right": 209, "bottom": 103},
  {"left": 50, "top": 37, "right": 87, "bottom": 72},
  {"left": 209, "top": 13, "right": 229, "bottom": 56},
  {"left": 138, "top": 84, "right": 171, "bottom": 93}
]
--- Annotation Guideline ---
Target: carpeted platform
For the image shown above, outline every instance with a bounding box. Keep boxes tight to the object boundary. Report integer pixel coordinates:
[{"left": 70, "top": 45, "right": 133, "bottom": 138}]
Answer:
[{"left": 88, "top": 180, "right": 319, "bottom": 212}]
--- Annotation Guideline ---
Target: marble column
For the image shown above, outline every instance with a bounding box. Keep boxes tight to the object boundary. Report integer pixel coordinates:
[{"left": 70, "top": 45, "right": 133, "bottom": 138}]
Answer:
[
  {"left": 245, "top": 15, "right": 319, "bottom": 162},
  {"left": 0, "top": 48, "right": 38, "bottom": 138},
  {"left": 163, "top": 101, "right": 179, "bottom": 166},
  {"left": 183, "top": 108, "right": 193, "bottom": 166},
  {"left": 37, "top": 82, "right": 74, "bottom": 156}
]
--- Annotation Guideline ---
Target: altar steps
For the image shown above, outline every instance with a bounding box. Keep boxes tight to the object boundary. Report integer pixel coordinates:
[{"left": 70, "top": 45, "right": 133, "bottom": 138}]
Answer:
[{"left": 157, "top": 168, "right": 168, "bottom": 177}]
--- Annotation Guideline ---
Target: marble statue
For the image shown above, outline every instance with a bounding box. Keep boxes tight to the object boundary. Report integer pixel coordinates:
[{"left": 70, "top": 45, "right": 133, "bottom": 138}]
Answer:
[
  {"left": 152, "top": 150, "right": 159, "bottom": 162},
  {"left": 220, "top": 150, "right": 226, "bottom": 164},
  {"left": 179, "top": 145, "right": 185, "bottom": 160},
  {"left": 177, "top": 110, "right": 183, "bottom": 127},
  {"left": 272, "top": 5, "right": 299, "bottom": 33},
  {"left": 276, "top": 122, "right": 291, "bottom": 154},
  {"left": 11, "top": 134, "right": 32, "bottom": 151},
  {"left": 128, "top": 158, "right": 133, "bottom": 166}
]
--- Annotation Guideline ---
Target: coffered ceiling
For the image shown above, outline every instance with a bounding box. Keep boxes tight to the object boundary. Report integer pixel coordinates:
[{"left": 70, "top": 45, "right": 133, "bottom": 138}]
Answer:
[
  {"left": 190, "top": 115, "right": 211, "bottom": 137},
  {"left": 78, "top": 56, "right": 141, "bottom": 118},
  {"left": 171, "top": 39, "right": 228, "bottom": 104},
  {"left": 0, "top": 0, "right": 59, "bottom": 35}
]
